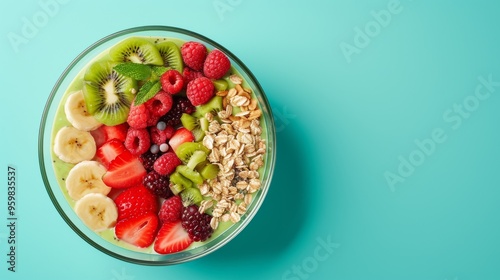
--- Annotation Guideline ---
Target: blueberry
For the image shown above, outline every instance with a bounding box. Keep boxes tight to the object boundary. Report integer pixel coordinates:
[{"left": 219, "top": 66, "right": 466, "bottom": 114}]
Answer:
[
  {"left": 157, "top": 121, "right": 167, "bottom": 131},
  {"left": 159, "top": 143, "right": 169, "bottom": 153},
  {"left": 150, "top": 144, "right": 160, "bottom": 154}
]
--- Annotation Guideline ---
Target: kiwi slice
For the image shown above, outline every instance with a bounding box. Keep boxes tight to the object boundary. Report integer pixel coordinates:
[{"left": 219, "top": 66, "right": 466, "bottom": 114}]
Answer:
[
  {"left": 176, "top": 165, "right": 203, "bottom": 185},
  {"left": 83, "top": 61, "right": 137, "bottom": 126},
  {"left": 181, "top": 114, "right": 209, "bottom": 142},
  {"left": 175, "top": 142, "right": 209, "bottom": 163},
  {"left": 193, "top": 96, "right": 223, "bottom": 118},
  {"left": 191, "top": 127, "right": 205, "bottom": 142},
  {"left": 109, "top": 37, "right": 163, "bottom": 65},
  {"left": 169, "top": 171, "right": 192, "bottom": 194},
  {"left": 156, "top": 41, "right": 183, "bottom": 73},
  {"left": 213, "top": 79, "right": 228, "bottom": 91},
  {"left": 186, "top": 150, "right": 207, "bottom": 170},
  {"left": 169, "top": 183, "right": 184, "bottom": 196},
  {"left": 180, "top": 113, "right": 198, "bottom": 130},
  {"left": 180, "top": 187, "right": 203, "bottom": 207},
  {"left": 193, "top": 117, "right": 210, "bottom": 141},
  {"left": 200, "top": 163, "right": 219, "bottom": 180}
]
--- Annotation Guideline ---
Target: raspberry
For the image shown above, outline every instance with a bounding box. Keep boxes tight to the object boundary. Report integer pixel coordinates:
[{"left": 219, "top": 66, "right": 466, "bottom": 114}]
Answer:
[
  {"left": 181, "top": 205, "right": 213, "bottom": 242},
  {"left": 203, "top": 49, "right": 230, "bottom": 79},
  {"left": 146, "top": 114, "right": 161, "bottom": 127},
  {"left": 149, "top": 126, "right": 168, "bottom": 146},
  {"left": 159, "top": 97, "right": 196, "bottom": 127},
  {"left": 158, "top": 196, "right": 183, "bottom": 223},
  {"left": 127, "top": 101, "right": 150, "bottom": 129},
  {"left": 186, "top": 77, "right": 215, "bottom": 106},
  {"left": 124, "top": 128, "right": 150, "bottom": 156},
  {"left": 160, "top": 70, "right": 184, "bottom": 95},
  {"left": 163, "top": 125, "right": 175, "bottom": 139},
  {"left": 145, "top": 91, "right": 173, "bottom": 117},
  {"left": 181, "top": 41, "right": 207, "bottom": 71},
  {"left": 183, "top": 67, "right": 204, "bottom": 84},
  {"left": 153, "top": 152, "right": 181, "bottom": 175},
  {"left": 140, "top": 151, "right": 160, "bottom": 172},
  {"left": 143, "top": 171, "right": 172, "bottom": 199}
]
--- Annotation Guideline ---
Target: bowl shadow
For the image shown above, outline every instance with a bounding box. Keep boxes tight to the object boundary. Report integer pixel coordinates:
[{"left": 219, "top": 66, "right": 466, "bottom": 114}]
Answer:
[{"left": 196, "top": 119, "right": 310, "bottom": 264}]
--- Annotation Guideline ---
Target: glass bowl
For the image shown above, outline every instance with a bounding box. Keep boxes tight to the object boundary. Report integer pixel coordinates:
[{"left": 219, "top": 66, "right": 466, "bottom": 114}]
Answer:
[{"left": 38, "top": 26, "right": 276, "bottom": 265}]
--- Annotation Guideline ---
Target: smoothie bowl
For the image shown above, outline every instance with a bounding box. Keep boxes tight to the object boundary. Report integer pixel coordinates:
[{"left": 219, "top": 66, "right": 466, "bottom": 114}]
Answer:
[{"left": 38, "top": 26, "right": 275, "bottom": 265}]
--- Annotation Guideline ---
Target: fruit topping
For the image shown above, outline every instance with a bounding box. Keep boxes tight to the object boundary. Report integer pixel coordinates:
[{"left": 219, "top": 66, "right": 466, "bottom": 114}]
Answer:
[
  {"left": 95, "top": 139, "right": 127, "bottom": 168},
  {"left": 127, "top": 100, "right": 150, "bottom": 129},
  {"left": 83, "top": 61, "right": 136, "bottom": 126},
  {"left": 140, "top": 150, "right": 160, "bottom": 172},
  {"left": 158, "top": 196, "right": 183, "bottom": 223},
  {"left": 102, "top": 151, "right": 147, "bottom": 188},
  {"left": 168, "top": 128, "right": 195, "bottom": 151},
  {"left": 90, "top": 123, "right": 129, "bottom": 148},
  {"left": 149, "top": 125, "right": 169, "bottom": 146},
  {"left": 181, "top": 41, "right": 207, "bottom": 71},
  {"left": 54, "top": 126, "right": 96, "bottom": 164},
  {"left": 64, "top": 90, "right": 102, "bottom": 131},
  {"left": 153, "top": 152, "right": 182, "bottom": 176},
  {"left": 153, "top": 221, "right": 193, "bottom": 254},
  {"left": 65, "top": 160, "right": 110, "bottom": 200},
  {"left": 124, "top": 128, "right": 151, "bottom": 156},
  {"left": 186, "top": 77, "right": 215, "bottom": 106},
  {"left": 203, "top": 49, "right": 230, "bottom": 79},
  {"left": 115, "top": 213, "right": 159, "bottom": 248},
  {"left": 74, "top": 193, "right": 118, "bottom": 232},
  {"left": 160, "top": 70, "right": 184, "bottom": 95},
  {"left": 179, "top": 187, "right": 203, "bottom": 207},
  {"left": 156, "top": 41, "right": 183, "bottom": 72},
  {"left": 109, "top": 37, "right": 163, "bottom": 65},
  {"left": 182, "top": 67, "right": 204, "bottom": 83},
  {"left": 143, "top": 171, "right": 172, "bottom": 199},
  {"left": 169, "top": 172, "right": 192, "bottom": 195},
  {"left": 159, "top": 97, "right": 196, "bottom": 127},
  {"left": 181, "top": 205, "right": 213, "bottom": 242},
  {"left": 114, "top": 185, "right": 159, "bottom": 221},
  {"left": 145, "top": 90, "right": 173, "bottom": 117}
]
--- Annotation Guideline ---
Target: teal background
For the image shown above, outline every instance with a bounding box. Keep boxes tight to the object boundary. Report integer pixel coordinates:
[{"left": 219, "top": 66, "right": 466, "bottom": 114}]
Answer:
[{"left": 1, "top": 0, "right": 499, "bottom": 279}]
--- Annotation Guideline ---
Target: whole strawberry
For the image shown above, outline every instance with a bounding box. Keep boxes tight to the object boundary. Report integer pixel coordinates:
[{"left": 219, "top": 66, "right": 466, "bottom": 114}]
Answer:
[
  {"left": 203, "top": 49, "right": 230, "bottom": 79},
  {"left": 181, "top": 42, "right": 207, "bottom": 71},
  {"left": 186, "top": 77, "right": 214, "bottom": 106}
]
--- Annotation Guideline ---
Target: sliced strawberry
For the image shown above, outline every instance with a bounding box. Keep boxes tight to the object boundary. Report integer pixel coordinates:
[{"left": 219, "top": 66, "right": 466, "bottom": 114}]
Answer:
[
  {"left": 114, "top": 185, "right": 159, "bottom": 221},
  {"left": 115, "top": 213, "right": 159, "bottom": 248},
  {"left": 95, "top": 139, "right": 127, "bottom": 168},
  {"left": 91, "top": 123, "right": 129, "bottom": 147},
  {"left": 154, "top": 221, "right": 193, "bottom": 254},
  {"left": 103, "top": 151, "right": 146, "bottom": 188},
  {"left": 168, "top": 128, "right": 194, "bottom": 152}
]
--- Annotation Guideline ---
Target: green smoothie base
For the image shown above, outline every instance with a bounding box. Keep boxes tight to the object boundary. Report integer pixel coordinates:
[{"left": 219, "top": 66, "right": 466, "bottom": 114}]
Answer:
[{"left": 50, "top": 36, "right": 268, "bottom": 254}]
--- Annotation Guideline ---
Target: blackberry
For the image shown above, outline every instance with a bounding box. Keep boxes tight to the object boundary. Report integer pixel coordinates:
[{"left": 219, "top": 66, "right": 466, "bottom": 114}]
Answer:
[
  {"left": 160, "top": 97, "right": 195, "bottom": 127},
  {"left": 181, "top": 205, "right": 213, "bottom": 242},
  {"left": 143, "top": 171, "right": 173, "bottom": 199},
  {"left": 140, "top": 151, "right": 160, "bottom": 172}
]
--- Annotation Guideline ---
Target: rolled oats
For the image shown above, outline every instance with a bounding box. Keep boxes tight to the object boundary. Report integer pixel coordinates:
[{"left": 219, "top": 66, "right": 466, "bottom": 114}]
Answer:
[
  {"left": 210, "top": 217, "right": 219, "bottom": 230},
  {"left": 229, "top": 74, "right": 243, "bottom": 84},
  {"left": 198, "top": 74, "right": 266, "bottom": 231}
]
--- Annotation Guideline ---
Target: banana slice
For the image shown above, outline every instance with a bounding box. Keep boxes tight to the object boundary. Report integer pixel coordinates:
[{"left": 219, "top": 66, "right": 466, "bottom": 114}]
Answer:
[
  {"left": 54, "top": 126, "right": 96, "bottom": 164},
  {"left": 74, "top": 193, "right": 118, "bottom": 232},
  {"left": 64, "top": 90, "right": 102, "bottom": 131},
  {"left": 65, "top": 161, "right": 111, "bottom": 200}
]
